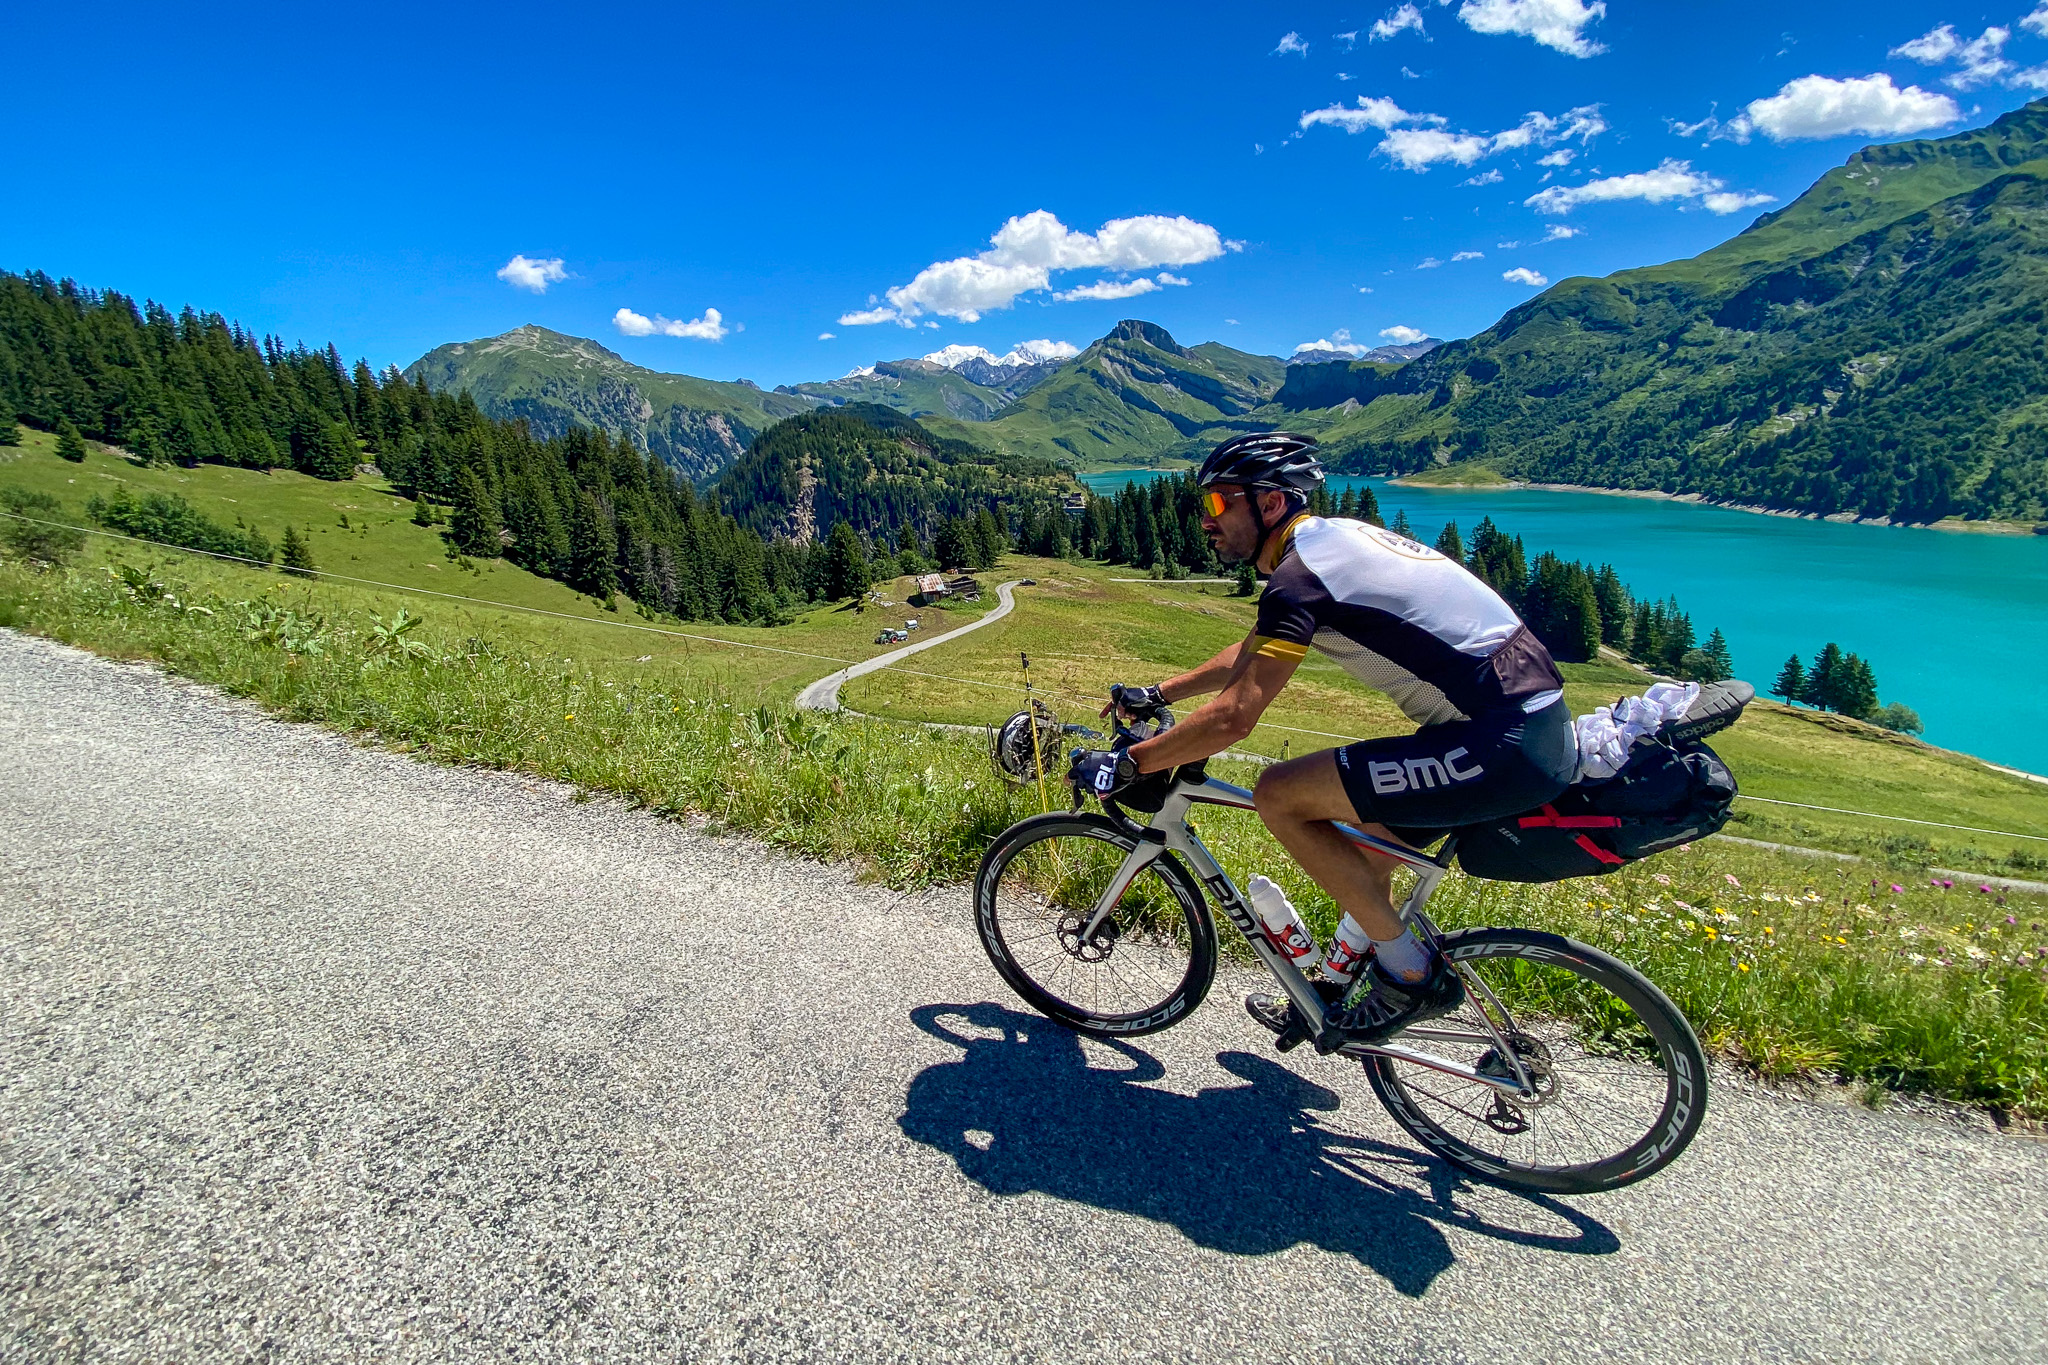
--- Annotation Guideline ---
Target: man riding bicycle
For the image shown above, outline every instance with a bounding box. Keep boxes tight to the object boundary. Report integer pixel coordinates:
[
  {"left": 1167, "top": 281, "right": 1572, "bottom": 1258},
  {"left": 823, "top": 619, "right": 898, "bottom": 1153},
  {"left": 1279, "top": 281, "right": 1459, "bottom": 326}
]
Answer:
[{"left": 1069, "top": 432, "right": 1578, "bottom": 1049}]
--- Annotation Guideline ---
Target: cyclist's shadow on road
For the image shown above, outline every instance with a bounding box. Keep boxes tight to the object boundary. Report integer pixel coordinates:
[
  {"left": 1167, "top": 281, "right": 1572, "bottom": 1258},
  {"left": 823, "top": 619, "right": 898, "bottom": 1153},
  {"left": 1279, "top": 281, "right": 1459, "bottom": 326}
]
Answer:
[{"left": 900, "top": 1002, "right": 1619, "bottom": 1298}]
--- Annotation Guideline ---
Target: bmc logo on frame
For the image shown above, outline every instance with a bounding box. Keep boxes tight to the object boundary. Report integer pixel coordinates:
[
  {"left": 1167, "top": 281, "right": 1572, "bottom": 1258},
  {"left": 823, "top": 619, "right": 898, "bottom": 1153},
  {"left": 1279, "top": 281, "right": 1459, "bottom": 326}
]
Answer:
[{"left": 1366, "top": 747, "right": 1484, "bottom": 795}]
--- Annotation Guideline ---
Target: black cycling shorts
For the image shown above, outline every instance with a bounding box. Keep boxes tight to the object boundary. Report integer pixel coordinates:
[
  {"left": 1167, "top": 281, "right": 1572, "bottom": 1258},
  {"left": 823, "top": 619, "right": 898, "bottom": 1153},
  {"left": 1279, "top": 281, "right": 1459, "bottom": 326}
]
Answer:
[{"left": 1333, "top": 699, "right": 1577, "bottom": 839}]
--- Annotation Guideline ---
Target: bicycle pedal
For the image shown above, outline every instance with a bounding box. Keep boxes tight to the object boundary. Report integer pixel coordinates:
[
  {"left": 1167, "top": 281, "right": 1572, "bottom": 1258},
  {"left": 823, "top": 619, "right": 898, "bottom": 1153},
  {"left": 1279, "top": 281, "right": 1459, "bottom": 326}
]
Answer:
[{"left": 1272, "top": 1021, "right": 1308, "bottom": 1053}]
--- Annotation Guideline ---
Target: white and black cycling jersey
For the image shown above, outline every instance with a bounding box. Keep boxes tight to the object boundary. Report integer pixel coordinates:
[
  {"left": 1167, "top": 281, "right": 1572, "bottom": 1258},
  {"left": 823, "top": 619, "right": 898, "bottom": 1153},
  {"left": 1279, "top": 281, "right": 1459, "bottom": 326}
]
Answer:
[{"left": 1251, "top": 516, "right": 1565, "bottom": 727}]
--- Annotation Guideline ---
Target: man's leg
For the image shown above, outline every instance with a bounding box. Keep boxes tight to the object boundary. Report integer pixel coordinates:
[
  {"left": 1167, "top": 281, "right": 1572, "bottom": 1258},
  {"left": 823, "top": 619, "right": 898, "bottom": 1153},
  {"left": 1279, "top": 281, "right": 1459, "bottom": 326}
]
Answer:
[{"left": 1253, "top": 750, "right": 1407, "bottom": 943}]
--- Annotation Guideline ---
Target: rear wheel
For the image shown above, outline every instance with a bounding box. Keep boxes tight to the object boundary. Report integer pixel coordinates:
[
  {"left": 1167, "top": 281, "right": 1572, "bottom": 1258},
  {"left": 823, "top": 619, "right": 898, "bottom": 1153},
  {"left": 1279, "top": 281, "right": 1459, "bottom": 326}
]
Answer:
[
  {"left": 974, "top": 812, "right": 1216, "bottom": 1036},
  {"left": 1362, "top": 927, "right": 1707, "bottom": 1194}
]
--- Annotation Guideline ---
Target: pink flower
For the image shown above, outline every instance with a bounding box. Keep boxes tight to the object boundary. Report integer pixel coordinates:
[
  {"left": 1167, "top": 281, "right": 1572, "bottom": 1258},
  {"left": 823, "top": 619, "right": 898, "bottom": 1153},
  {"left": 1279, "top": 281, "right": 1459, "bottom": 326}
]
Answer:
[
  {"left": 1890, "top": 884, "right": 1904, "bottom": 893},
  {"left": 1725, "top": 874, "right": 1740, "bottom": 887},
  {"left": 1982, "top": 885, "right": 1994, "bottom": 893}
]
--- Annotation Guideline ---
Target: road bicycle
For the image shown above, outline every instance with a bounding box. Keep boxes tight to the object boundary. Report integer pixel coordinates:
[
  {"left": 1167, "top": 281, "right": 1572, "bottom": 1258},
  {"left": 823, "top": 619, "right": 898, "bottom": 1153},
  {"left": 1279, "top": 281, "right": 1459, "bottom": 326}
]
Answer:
[{"left": 972, "top": 746, "right": 1708, "bottom": 1196}]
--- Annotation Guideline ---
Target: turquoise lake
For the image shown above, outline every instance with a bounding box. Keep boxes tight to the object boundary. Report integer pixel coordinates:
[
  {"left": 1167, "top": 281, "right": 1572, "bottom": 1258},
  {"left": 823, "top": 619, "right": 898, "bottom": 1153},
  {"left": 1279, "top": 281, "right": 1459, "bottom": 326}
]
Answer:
[{"left": 1080, "top": 471, "right": 2048, "bottom": 775}]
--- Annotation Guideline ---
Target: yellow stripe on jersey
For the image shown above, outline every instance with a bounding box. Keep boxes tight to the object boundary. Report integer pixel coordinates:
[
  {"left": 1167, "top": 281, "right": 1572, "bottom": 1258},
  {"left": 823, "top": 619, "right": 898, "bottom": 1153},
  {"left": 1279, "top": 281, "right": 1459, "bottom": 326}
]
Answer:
[{"left": 1252, "top": 636, "right": 1309, "bottom": 661}]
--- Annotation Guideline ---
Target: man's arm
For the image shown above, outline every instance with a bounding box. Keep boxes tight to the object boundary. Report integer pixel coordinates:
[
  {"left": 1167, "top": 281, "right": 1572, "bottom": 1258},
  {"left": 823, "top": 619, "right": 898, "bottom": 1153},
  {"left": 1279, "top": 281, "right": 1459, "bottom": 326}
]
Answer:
[{"left": 1125, "top": 631, "right": 1300, "bottom": 772}]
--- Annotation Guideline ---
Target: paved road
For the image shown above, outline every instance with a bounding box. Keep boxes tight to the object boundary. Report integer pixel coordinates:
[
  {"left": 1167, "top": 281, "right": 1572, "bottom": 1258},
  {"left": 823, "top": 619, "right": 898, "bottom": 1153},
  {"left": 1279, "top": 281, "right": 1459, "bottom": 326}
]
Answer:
[
  {"left": 2, "top": 629, "right": 2044, "bottom": 1365},
  {"left": 795, "top": 580, "right": 1021, "bottom": 712}
]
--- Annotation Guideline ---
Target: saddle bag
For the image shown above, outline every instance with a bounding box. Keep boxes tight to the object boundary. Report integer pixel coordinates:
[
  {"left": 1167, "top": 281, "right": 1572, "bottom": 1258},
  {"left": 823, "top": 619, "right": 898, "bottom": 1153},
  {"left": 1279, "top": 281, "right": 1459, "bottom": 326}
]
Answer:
[{"left": 1451, "top": 681, "right": 1749, "bottom": 883}]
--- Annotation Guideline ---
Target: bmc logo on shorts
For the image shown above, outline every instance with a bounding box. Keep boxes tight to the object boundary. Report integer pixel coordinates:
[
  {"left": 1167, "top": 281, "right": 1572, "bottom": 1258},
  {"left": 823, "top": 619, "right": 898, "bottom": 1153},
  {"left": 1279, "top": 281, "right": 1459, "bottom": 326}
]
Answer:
[{"left": 1368, "top": 747, "right": 1484, "bottom": 795}]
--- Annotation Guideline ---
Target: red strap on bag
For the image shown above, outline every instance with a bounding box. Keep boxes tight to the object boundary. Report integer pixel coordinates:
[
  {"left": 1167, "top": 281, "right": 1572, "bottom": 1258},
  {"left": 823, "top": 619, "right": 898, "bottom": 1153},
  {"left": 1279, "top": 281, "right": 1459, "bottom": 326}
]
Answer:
[
  {"left": 1518, "top": 805, "right": 1627, "bottom": 866},
  {"left": 1517, "top": 804, "right": 1622, "bottom": 831}
]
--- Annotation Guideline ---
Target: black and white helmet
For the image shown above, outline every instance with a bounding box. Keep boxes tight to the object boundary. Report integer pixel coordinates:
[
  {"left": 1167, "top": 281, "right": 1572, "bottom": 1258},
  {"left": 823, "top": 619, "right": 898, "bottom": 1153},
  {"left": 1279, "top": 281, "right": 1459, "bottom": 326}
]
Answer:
[{"left": 1194, "top": 432, "right": 1325, "bottom": 494}]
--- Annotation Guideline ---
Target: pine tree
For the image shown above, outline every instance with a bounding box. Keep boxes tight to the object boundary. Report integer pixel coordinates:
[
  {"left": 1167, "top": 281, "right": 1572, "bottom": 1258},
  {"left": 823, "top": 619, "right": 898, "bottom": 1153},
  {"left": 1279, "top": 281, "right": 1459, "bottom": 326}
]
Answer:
[
  {"left": 447, "top": 469, "right": 502, "bottom": 558},
  {"left": 1433, "top": 520, "right": 1464, "bottom": 561},
  {"left": 0, "top": 409, "right": 20, "bottom": 446},
  {"left": 56, "top": 420, "right": 87, "bottom": 462},
  {"left": 971, "top": 507, "right": 1005, "bottom": 569},
  {"left": 1805, "top": 642, "right": 1846, "bottom": 710},
  {"left": 1389, "top": 508, "right": 1414, "bottom": 539},
  {"left": 823, "top": 520, "right": 870, "bottom": 599},
  {"left": 1702, "top": 628, "right": 1734, "bottom": 682},
  {"left": 1592, "top": 564, "right": 1631, "bottom": 647},
  {"left": 411, "top": 494, "right": 436, "bottom": 527},
  {"left": 1354, "top": 484, "right": 1383, "bottom": 526},
  {"left": 280, "top": 523, "right": 316, "bottom": 578},
  {"left": 569, "top": 489, "right": 619, "bottom": 597},
  {"left": 1337, "top": 486, "right": 1357, "bottom": 518},
  {"left": 1771, "top": 654, "right": 1807, "bottom": 704},
  {"left": 934, "top": 516, "right": 973, "bottom": 569},
  {"left": 1234, "top": 563, "right": 1257, "bottom": 596},
  {"left": 1837, "top": 653, "right": 1879, "bottom": 719}
]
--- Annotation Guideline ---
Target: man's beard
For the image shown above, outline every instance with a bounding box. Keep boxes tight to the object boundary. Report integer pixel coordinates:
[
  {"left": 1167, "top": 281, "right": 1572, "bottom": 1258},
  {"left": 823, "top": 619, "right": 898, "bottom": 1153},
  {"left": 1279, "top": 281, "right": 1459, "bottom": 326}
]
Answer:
[{"left": 1206, "top": 532, "right": 1250, "bottom": 565}]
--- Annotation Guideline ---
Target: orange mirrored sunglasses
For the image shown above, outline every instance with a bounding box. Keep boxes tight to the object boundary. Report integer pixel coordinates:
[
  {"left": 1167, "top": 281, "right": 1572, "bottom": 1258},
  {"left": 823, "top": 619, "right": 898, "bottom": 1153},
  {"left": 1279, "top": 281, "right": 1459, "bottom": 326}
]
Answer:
[{"left": 1198, "top": 489, "right": 1234, "bottom": 517}]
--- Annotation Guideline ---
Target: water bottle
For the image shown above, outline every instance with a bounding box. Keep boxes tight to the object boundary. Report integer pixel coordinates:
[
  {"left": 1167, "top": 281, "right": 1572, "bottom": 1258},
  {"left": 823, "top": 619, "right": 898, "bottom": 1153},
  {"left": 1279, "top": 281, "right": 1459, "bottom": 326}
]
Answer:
[
  {"left": 1321, "top": 917, "right": 1374, "bottom": 985},
  {"left": 1248, "top": 875, "right": 1321, "bottom": 972}
]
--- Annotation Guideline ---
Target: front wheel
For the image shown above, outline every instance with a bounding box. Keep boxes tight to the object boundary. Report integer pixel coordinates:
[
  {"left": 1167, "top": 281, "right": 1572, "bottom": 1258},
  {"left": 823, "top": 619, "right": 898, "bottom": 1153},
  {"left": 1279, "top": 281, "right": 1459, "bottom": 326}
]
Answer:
[
  {"left": 1363, "top": 927, "right": 1708, "bottom": 1194},
  {"left": 974, "top": 812, "right": 1217, "bottom": 1036}
]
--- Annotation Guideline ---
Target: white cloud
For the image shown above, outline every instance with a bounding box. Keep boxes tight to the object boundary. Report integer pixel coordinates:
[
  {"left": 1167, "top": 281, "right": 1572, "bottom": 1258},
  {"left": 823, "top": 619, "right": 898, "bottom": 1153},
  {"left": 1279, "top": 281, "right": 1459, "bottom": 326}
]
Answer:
[
  {"left": 1542, "top": 223, "right": 1582, "bottom": 240},
  {"left": 1502, "top": 267, "right": 1550, "bottom": 286},
  {"left": 1457, "top": 0, "right": 1607, "bottom": 59},
  {"left": 1273, "top": 31, "right": 1309, "bottom": 56},
  {"left": 1537, "top": 149, "right": 1575, "bottom": 166},
  {"left": 862, "top": 211, "right": 1229, "bottom": 323},
  {"left": 1891, "top": 24, "right": 2012, "bottom": 90},
  {"left": 818, "top": 331, "right": 835, "bottom": 340},
  {"left": 1701, "top": 190, "right": 1778, "bottom": 215},
  {"left": 1383, "top": 128, "right": 1494, "bottom": 169},
  {"left": 1293, "top": 328, "right": 1370, "bottom": 357},
  {"left": 1371, "top": 5, "right": 1427, "bottom": 42},
  {"left": 1737, "top": 73, "right": 1959, "bottom": 142},
  {"left": 1380, "top": 324, "right": 1430, "bottom": 344},
  {"left": 1299, "top": 95, "right": 1445, "bottom": 134},
  {"left": 612, "top": 306, "right": 729, "bottom": 340},
  {"left": 1401, "top": 65, "right": 1422, "bottom": 78},
  {"left": 1417, "top": 256, "right": 1444, "bottom": 269},
  {"left": 496, "top": 255, "right": 567, "bottom": 293},
  {"left": 1335, "top": 30, "right": 1359, "bottom": 49},
  {"left": 1451, "top": 250, "right": 1485, "bottom": 261},
  {"left": 839, "top": 306, "right": 905, "bottom": 326},
  {"left": 1496, "top": 239, "right": 1522, "bottom": 248},
  {"left": 1155, "top": 272, "right": 1191, "bottom": 286},
  {"left": 1054, "top": 278, "right": 1159, "bottom": 302},
  {"left": 1527, "top": 158, "right": 1772, "bottom": 215},
  {"left": 2027, "top": 4, "right": 2048, "bottom": 38},
  {"left": 1463, "top": 168, "right": 1505, "bottom": 185},
  {"left": 1301, "top": 97, "right": 1605, "bottom": 172}
]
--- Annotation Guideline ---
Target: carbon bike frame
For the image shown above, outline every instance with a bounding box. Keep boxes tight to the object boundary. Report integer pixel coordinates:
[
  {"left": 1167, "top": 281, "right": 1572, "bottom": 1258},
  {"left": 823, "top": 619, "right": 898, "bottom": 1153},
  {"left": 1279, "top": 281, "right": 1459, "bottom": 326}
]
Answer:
[{"left": 1081, "top": 770, "right": 1543, "bottom": 1098}]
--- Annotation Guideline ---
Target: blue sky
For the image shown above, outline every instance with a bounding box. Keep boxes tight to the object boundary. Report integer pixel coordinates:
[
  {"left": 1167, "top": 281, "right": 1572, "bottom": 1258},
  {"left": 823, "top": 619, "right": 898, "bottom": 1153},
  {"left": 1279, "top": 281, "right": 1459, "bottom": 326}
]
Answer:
[{"left": 9, "top": 2, "right": 2048, "bottom": 385}]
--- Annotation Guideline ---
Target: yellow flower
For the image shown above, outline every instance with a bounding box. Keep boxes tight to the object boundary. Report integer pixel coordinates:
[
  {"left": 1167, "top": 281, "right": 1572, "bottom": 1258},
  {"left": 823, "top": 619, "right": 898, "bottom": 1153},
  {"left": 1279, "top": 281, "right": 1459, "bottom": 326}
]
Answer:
[
  {"left": 1738, "top": 962, "right": 1751, "bottom": 972},
  {"left": 565, "top": 713, "right": 575, "bottom": 720}
]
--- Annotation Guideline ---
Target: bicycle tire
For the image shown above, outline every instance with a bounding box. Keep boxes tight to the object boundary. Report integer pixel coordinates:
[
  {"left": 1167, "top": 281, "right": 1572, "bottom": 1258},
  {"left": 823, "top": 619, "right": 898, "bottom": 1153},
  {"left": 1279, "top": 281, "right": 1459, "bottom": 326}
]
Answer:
[
  {"left": 1363, "top": 927, "right": 1707, "bottom": 1194},
  {"left": 974, "top": 812, "right": 1217, "bottom": 1037}
]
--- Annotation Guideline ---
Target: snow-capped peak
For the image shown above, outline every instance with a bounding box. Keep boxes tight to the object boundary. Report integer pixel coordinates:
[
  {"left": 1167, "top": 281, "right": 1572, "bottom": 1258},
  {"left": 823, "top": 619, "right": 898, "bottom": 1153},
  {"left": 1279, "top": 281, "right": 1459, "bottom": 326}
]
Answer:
[
  {"left": 841, "top": 364, "right": 876, "bottom": 379},
  {"left": 921, "top": 339, "right": 1081, "bottom": 372}
]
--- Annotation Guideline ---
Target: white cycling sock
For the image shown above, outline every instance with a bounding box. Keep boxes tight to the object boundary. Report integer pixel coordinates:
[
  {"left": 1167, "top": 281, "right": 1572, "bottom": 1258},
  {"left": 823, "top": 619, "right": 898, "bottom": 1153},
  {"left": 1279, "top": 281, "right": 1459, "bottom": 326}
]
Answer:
[{"left": 1370, "top": 928, "right": 1430, "bottom": 982}]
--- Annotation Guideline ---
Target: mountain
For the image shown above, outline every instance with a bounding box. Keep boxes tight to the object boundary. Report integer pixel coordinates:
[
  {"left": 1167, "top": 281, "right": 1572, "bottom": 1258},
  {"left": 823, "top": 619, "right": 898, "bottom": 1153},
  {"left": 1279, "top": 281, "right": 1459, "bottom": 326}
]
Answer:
[
  {"left": 937, "top": 320, "right": 1292, "bottom": 467},
  {"left": 712, "top": 403, "right": 1079, "bottom": 545},
  {"left": 1290, "top": 101, "right": 2048, "bottom": 523},
  {"left": 404, "top": 325, "right": 822, "bottom": 482},
  {"left": 1288, "top": 339, "right": 1441, "bottom": 365}
]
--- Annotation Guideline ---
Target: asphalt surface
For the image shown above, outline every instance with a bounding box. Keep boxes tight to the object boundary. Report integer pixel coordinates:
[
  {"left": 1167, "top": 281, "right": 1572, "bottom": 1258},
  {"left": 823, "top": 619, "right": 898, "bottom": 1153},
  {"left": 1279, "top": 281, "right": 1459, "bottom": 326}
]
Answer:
[
  {"left": 3, "top": 628, "right": 2044, "bottom": 1364},
  {"left": 795, "top": 580, "right": 1020, "bottom": 712}
]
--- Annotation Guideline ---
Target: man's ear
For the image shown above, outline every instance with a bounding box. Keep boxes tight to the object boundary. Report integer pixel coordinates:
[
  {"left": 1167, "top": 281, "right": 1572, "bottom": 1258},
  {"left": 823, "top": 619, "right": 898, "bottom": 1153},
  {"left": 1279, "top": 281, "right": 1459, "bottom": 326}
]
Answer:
[{"left": 1260, "top": 489, "right": 1295, "bottom": 522}]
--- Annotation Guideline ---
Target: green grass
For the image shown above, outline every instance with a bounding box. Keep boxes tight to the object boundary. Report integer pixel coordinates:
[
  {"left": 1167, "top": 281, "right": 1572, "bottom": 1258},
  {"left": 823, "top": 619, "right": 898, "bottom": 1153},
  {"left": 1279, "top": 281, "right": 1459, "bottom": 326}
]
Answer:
[
  {"left": 0, "top": 544, "right": 2042, "bottom": 1118},
  {"left": 1388, "top": 461, "right": 1512, "bottom": 488}
]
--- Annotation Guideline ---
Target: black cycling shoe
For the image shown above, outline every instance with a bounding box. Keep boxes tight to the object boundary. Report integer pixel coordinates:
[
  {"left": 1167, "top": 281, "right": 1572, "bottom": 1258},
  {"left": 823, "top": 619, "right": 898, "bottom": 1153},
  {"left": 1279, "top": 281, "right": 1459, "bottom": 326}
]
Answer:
[
  {"left": 1245, "top": 977, "right": 1351, "bottom": 1050},
  {"left": 1312, "top": 957, "right": 1465, "bottom": 1055}
]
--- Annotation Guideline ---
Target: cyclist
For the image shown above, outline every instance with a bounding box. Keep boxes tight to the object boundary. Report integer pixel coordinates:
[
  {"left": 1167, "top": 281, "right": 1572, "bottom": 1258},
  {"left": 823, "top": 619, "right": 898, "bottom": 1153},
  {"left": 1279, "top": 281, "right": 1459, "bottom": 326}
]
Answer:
[{"left": 1069, "top": 432, "right": 1577, "bottom": 1049}]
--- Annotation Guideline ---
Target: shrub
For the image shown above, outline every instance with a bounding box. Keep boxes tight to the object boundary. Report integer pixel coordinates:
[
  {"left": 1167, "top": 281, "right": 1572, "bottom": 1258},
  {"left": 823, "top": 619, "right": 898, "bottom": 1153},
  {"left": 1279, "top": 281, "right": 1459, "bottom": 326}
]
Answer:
[
  {"left": 1870, "top": 702, "right": 1924, "bottom": 735},
  {"left": 0, "top": 487, "right": 87, "bottom": 565},
  {"left": 56, "top": 421, "right": 87, "bottom": 463},
  {"left": 88, "top": 488, "right": 274, "bottom": 564}
]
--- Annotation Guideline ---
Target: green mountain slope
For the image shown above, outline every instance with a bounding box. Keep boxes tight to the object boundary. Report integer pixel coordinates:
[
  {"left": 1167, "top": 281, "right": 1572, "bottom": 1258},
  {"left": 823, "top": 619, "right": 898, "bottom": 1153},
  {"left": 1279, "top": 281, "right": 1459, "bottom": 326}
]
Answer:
[
  {"left": 953, "top": 321, "right": 1289, "bottom": 468},
  {"left": 404, "top": 326, "right": 821, "bottom": 483},
  {"left": 712, "top": 403, "right": 1079, "bottom": 545},
  {"left": 1293, "top": 100, "right": 2048, "bottom": 522},
  {"left": 781, "top": 359, "right": 1027, "bottom": 421}
]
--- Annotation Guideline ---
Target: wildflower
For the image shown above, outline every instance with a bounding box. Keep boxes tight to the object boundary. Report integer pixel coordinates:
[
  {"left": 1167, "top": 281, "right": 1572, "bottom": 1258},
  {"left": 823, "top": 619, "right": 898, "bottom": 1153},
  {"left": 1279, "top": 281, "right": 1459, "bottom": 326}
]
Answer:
[
  {"left": 1652, "top": 873, "right": 1671, "bottom": 885},
  {"left": 1725, "top": 874, "right": 1740, "bottom": 887},
  {"left": 1982, "top": 885, "right": 1994, "bottom": 893},
  {"left": 1890, "top": 884, "right": 1904, "bottom": 893},
  {"left": 1738, "top": 962, "right": 1750, "bottom": 972},
  {"left": 1763, "top": 926, "right": 1774, "bottom": 934},
  {"left": 565, "top": 713, "right": 575, "bottom": 720},
  {"left": 2009, "top": 915, "right": 2019, "bottom": 926}
]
